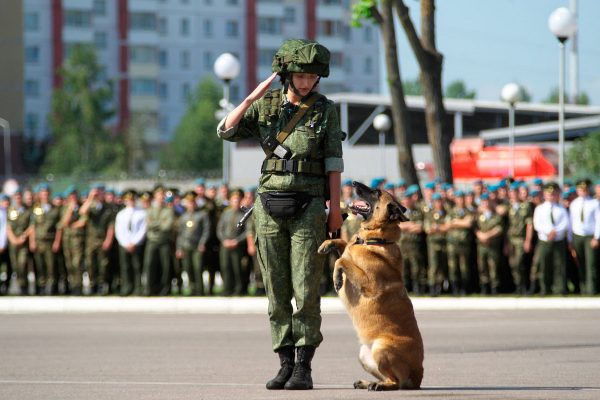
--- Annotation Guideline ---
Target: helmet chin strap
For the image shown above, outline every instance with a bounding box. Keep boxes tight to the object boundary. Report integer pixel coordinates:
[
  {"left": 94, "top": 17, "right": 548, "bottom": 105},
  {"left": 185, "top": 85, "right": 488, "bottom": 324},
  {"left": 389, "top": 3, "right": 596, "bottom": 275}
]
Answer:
[{"left": 284, "top": 74, "right": 321, "bottom": 101}]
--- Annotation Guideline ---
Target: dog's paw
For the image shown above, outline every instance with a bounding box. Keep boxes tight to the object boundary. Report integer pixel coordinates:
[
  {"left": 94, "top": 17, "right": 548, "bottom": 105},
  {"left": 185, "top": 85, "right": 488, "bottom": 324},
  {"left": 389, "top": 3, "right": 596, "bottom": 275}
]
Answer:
[
  {"left": 367, "top": 382, "right": 384, "bottom": 391},
  {"left": 353, "top": 380, "right": 368, "bottom": 389},
  {"left": 334, "top": 268, "right": 344, "bottom": 292},
  {"left": 318, "top": 240, "right": 334, "bottom": 255}
]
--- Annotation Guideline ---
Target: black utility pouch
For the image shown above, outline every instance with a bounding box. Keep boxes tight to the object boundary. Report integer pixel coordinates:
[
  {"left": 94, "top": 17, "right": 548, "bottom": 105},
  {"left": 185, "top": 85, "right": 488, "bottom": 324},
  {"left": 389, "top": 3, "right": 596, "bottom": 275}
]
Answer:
[{"left": 259, "top": 192, "right": 311, "bottom": 218}]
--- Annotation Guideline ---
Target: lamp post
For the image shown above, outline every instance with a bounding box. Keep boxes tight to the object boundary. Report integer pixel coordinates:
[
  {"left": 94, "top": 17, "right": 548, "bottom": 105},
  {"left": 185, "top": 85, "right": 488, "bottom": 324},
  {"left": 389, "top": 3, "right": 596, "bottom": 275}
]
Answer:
[
  {"left": 373, "top": 113, "right": 391, "bottom": 178},
  {"left": 501, "top": 83, "right": 520, "bottom": 178},
  {"left": 0, "top": 118, "right": 11, "bottom": 179},
  {"left": 213, "top": 53, "right": 240, "bottom": 185},
  {"left": 548, "top": 7, "right": 577, "bottom": 188}
]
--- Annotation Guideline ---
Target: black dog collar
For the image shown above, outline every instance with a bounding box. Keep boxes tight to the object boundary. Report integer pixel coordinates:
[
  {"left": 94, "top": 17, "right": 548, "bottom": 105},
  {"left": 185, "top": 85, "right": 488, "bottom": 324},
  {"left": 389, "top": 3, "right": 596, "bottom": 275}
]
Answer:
[{"left": 355, "top": 236, "right": 395, "bottom": 245}]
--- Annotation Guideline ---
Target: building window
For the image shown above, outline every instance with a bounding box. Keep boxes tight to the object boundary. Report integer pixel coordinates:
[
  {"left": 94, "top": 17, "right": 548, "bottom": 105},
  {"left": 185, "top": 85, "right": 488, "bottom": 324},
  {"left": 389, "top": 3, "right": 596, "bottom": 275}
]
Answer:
[
  {"left": 283, "top": 7, "right": 295, "bottom": 23},
  {"left": 25, "top": 113, "right": 39, "bottom": 137},
  {"left": 158, "top": 17, "right": 167, "bottom": 35},
  {"left": 258, "top": 49, "right": 277, "bottom": 67},
  {"left": 25, "top": 46, "right": 40, "bottom": 64},
  {"left": 24, "top": 12, "right": 39, "bottom": 31},
  {"left": 225, "top": 20, "right": 238, "bottom": 37},
  {"left": 94, "top": 32, "right": 107, "bottom": 49},
  {"left": 203, "top": 51, "right": 212, "bottom": 70},
  {"left": 182, "top": 83, "right": 191, "bottom": 101},
  {"left": 159, "top": 82, "right": 168, "bottom": 99},
  {"left": 130, "top": 12, "right": 156, "bottom": 30},
  {"left": 318, "top": 19, "right": 345, "bottom": 37},
  {"left": 180, "top": 18, "right": 190, "bottom": 36},
  {"left": 180, "top": 50, "right": 190, "bottom": 69},
  {"left": 364, "top": 57, "right": 373, "bottom": 74},
  {"left": 93, "top": 0, "right": 106, "bottom": 16},
  {"left": 159, "top": 50, "right": 168, "bottom": 67},
  {"left": 258, "top": 17, "right": 282, "bottom": 34},
  {"left": 130, "top": 46, "right": 157, "bottom": 64},
  {"left": 65, "top": 10, "right": 92, "bottom": 27},
  {"left": 131, "top": 79, "right": 157, "bottom": 96},
  {"left": 25, "top": 80, "right": 40, "bottom": 97},
  {"left": 203, "top": 19, "right": 212, "bottom": 37}
]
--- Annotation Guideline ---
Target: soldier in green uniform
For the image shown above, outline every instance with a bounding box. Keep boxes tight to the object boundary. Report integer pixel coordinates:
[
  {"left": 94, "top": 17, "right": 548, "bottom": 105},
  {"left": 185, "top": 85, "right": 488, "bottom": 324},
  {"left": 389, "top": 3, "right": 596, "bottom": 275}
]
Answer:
[
  {"left": 217, "top": 39, "right": 343, "bottom": 390},
  {"left": 445, "top": 190, "right": 475, "bottom": 295},
  {"left": 60, "top": 187, "right": 86, "bottom": 295},
  {"left": 424, "top": 193, "right": 448, "bottom": 296},
  {"left": 507, "top": 182, "right": 534, "bottom": 294},
  {"left": 398, "top": 185, "right": 427, "bottom": 294},
  {"left": 6, "top": 190, "right": 32, "bottom": 295},
  {"left": 175, "top": 192, "right": 210, "bottom": 295},
  {"left": 216, "top": 189, "right": 246, "bottom": 296},
  {"left": 79, "top": 186, "right": 115, "bottom": 295},
  {"left": 143, "top": 186, "right": 175, "bottom": 296},
  {"left": 475, "top": 193, "right": 504, "bottom": 294},
  {"left": 29, "top": 184, "right": 62, "bottom": 295}
]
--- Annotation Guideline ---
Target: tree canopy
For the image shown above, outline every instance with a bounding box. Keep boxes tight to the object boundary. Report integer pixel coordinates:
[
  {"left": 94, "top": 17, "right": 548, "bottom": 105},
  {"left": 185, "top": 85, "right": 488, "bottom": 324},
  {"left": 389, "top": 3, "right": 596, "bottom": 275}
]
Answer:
[
  {"left": 566, "top": 130, "right": 600, "bottom": 179},
  {"left": 445, "top": 80, "right": 476, "bottom": 99}
]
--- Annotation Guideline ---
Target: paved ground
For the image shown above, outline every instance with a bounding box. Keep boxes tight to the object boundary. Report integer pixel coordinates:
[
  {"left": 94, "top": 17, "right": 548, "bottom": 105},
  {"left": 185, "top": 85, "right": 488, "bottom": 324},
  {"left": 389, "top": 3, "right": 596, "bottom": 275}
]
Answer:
[{"left": 1, "top": 308, "right": 600, "bottom": 400}]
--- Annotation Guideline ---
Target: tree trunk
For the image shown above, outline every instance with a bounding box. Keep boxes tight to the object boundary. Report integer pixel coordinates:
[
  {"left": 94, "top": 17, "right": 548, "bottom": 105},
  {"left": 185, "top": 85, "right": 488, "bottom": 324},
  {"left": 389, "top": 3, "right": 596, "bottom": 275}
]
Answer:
[{"left": 372, "top": 1, "right": 419, "bottom": 184}]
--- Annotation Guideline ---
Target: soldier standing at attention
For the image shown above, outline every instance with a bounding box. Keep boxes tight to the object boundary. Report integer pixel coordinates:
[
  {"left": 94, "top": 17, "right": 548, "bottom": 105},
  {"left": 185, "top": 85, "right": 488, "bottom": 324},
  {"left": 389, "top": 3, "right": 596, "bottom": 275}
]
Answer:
[
  {"left": 475, "top": 193, "right": 504, "bottom": 294},
  {"left": 60, "top": 187, "right": 85, "bottom": 295},
  {"left": 507, "top": 182, "right": 534, "bottom": 294},
  {"left": 569, "top": 179, "right": 600, "bottom": 294},
  {"left": 29, "top": 184, "right": 62, "bottom": 295},
  {"left": 533, "top": 182, "right": 569, "bottom": 295},
  {"left": 6, "top": 190, "right": 33, "bottom": 295},
  {"left": 398, "top": 186, "right": 427, "bottom": 294},
  {"left": 216, "top": 189, "right": 246, "bottom": 296},
  {"left": 175, "top": 192, "right": 209, "bottom": 296},
  {"left": 445, "top": 190, "right": 475, "bottom": 295},
  {"left": 143, "top": 186, "right": 175, "bottom": 296},
  {"left": 217, "top": 39, "right": 343, "bottom": 390},
  {"left": 115, "top": 190, "right": 147, "bottom": 296},
  {"left": 424, "top": 193, "right": 448, "bottom": 296}
]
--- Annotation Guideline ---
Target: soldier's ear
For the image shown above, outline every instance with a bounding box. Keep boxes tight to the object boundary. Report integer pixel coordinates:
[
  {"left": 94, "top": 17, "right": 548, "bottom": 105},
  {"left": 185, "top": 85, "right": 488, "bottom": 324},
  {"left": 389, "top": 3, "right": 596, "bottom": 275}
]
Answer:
[{"left": 388, "top": 202, "right": 409, "bottom": 222}]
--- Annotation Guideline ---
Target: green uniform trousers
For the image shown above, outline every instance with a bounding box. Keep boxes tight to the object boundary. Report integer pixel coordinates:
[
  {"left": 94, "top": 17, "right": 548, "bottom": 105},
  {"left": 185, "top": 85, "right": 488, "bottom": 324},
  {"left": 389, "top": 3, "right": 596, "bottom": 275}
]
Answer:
[
  {"left": 85, "top": 237, "right": 110, "bottom": 291},
  {"left": 572, "top": 234, "right": 598, "bottom": 295},
  {"left": 508, "top": 237, "right": 529, "bottom": 289},
  {"left": 220, "top": 246, "right": 243, "bottom": 296},
  {"left": 427, "top": 238, "right": 447, "bottom": 287},
  {"left": 119, "top": 245, "right": 143, "bottom": 296},
  {"left": 143, "top": 241, "right": 172, "bottom": 296},
  {"left": 537, "top": 239, "right": 567, "bottom": 295},
  {"left": 447, "top": 240, "right": 472, "bottom": 290},
  {"left": 399, "top": 242, "right": 427, "bottom": 291},
  {"left": 477, "top": 241, "right": 502, "bottom": 290},
  {"left": 181, "top": 249, "right": 204, "bottom": 295},
  {"left": 34, "top": 239, "right": 56, "bottom": 292},
  {"left": 254, "top": 196, "right": 326, "bottom": 351},
  {"left": 9, "top": 244, "right": 29, "bottom": 292},
  {"left": 63, "top": 233, "right": 84, "bottom": 290}
]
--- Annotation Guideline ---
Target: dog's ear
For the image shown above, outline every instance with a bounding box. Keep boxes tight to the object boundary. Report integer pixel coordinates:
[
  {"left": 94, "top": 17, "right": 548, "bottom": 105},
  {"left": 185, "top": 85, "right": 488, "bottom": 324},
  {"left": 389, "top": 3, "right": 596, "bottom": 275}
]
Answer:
[{"left": 388, "top": 202, "right": 409, "bottom": 222}]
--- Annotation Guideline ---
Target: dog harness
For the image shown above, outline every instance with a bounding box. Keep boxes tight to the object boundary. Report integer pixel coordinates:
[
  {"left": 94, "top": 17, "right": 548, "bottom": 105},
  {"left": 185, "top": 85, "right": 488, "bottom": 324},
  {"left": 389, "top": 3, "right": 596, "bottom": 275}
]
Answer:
[{"left": 354, "top": 237, "right": 395, "bottom": 245}]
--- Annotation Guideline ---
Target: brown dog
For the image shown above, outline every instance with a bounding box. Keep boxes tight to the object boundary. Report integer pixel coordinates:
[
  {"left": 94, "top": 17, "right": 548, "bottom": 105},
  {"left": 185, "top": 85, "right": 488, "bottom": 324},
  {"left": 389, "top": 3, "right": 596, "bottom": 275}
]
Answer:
[{"left": 318, "top": 181, "right": 424, "bottom": 391}]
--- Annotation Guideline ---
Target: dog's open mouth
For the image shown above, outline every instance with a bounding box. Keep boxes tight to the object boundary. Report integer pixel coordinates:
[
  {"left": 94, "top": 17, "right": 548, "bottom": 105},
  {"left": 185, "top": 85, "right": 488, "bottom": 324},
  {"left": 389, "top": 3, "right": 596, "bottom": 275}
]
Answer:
[{"left": 349, "top": 200, "right": 371, "bottom": 218}]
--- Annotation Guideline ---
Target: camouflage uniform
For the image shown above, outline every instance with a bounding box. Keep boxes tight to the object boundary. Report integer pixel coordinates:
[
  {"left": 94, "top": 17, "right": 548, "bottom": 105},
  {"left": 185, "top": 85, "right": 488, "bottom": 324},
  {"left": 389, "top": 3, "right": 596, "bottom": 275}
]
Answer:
[
  {"left": 216, "top": 206, "right": 246, "bottom": 296},
  {"left": 424, "top": 208, "right": 448, "bottom": 294},
  {"left": 446, "top": 206, "right": 474, "bottom": 294},
  {"left": 218, "top": 87, "right": 343, "bottom": 350},
  {"left": 176, "top": 209, "right": 210, "bottom": 295},
  {"left": 7, "top": 206, "right": 32, "bottom": 293},
  {"left": 31, "top": 203, "right": 61, "bottom": 294},
  {"left": 245, "top": 216, "right": 265, "bottom": 294},
  {"left": 399, "top": 205, "right": 427, "bottom": 293},
  {"left": 83, "top": 201, "right": 114, "bottom": 294},
  {"left": 507, "top": 201, "right": 534, "bottom": 292},
  {"left": 143, "top": 205, "right": 175, "bottom": 295},
  {"left": 476, "top": 211, "right": 504, "bottom": 293},
  {"left": 60, "top": 203, "right": 85, "bottom": 294}
]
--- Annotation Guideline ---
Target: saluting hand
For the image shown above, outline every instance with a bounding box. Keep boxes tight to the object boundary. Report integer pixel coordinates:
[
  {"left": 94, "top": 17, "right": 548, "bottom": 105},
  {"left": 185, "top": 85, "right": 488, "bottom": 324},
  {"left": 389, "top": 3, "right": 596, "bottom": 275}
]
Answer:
[{"left": 245, "top": 72, "right": 278, "bottom": 103}]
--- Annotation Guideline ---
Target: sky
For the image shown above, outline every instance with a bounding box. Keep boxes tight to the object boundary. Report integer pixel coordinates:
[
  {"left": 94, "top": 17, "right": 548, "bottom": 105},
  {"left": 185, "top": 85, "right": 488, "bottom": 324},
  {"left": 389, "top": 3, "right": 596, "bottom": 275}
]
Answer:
[{"left": 382, "top": 0, "right": 600, "bottom": 105}]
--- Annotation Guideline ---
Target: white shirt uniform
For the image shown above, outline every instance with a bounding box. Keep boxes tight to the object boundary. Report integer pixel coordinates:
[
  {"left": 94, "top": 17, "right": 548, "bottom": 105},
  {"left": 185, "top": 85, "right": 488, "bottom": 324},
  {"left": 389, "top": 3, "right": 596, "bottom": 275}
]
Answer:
[
  {"left": 533, "top": 201, "right": 569, "bottom": 242},
  {"left": 569, "top": 196, "right": 600, "bottom": 239},
  {"left": 0, "top": 208, "right": 7, "bottom": 250},
  {"left": 115, "top": 206, "right": 147, "bottom": 248}
]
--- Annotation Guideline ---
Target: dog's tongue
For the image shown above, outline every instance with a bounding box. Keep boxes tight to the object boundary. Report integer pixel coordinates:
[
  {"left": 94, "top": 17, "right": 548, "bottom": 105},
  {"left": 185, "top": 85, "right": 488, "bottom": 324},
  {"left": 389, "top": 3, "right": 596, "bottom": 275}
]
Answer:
[{"left": 350, "top": 200, "right": 369, "bottom": 215}]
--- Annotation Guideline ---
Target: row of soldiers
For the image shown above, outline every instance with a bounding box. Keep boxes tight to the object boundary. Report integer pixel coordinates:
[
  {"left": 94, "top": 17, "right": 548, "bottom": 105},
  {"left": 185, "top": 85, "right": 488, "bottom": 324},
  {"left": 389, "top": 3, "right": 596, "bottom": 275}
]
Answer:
[
  {"left": 338, "top": 177, "right": 600, "bottom": 296},
  {"left": 0, "top": 180, "right": 263, "bottom": 296}
]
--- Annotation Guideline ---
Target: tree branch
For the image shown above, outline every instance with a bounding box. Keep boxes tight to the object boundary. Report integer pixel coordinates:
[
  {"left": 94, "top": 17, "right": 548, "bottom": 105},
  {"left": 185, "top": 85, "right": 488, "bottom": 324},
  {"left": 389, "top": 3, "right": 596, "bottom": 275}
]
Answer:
[
  {"left": 393, "top": 0, "right": 428, "bottom": 68},
  {"left": 369, "top": 5, "right": 383, "bottom": 25}
]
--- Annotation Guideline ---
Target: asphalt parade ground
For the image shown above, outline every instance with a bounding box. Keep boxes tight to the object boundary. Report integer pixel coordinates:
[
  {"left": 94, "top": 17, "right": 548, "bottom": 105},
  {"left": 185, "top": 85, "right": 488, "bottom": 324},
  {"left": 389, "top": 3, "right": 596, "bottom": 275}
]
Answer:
[{"left": 1, "top": 298, "right": 600, "bottom": 400}]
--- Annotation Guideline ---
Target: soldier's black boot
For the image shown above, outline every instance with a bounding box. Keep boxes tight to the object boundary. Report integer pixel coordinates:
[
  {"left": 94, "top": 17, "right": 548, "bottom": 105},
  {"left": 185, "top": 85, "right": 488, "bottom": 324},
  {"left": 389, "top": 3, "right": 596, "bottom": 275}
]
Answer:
[
  {"left": 266, "top": 346, "right": 295, "bottom": 390},
  {"left": 284, "top": 346, "right": 315, "bottom": 390}
]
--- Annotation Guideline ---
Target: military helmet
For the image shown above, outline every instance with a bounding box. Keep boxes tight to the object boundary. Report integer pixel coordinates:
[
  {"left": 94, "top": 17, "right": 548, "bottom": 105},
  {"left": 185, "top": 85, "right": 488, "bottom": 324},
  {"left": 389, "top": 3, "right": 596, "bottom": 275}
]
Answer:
[{"left": 272, "top": 39, "right": 330, "bottom": 77}]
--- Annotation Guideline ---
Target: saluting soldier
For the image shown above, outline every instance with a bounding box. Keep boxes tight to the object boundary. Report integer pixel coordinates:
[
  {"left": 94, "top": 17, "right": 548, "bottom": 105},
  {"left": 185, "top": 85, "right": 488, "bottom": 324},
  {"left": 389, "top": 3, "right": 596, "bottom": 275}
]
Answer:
[
  {"left": 216, "top": 189, "right": 246, "bottom": 296},
  {"left": 569, "top": 179, "right": 600, "bottom": 294},
  {"left": 533, "top": 182, "right": 569, "bottom": 295},
  {"left": 424, "top": 193, "right": 448, "bottom": 296},
  {"left": 60, "top": 187, "right": 86, "bottom": 295},
  {"left": 115, "top": 190, "right": 147, "bottom": 296},
  {"left": 143, "top": 186, "right": 175, "bottom": 296},
  {"left": 507, "top": 182, "right": 534, "bottom": 294},
  {"left": 6, "top": 190, "right": 32, "bottom": 295},
  {"left": 29, "top": 184, "right": 62, "bottom": 295},
  {"left": 445, "top": 190, "right": 475, "bottom": 295},
  {"left": 398, "top": 185, "right": 427, "bottom": 294},
  {"left": 175, "top": 191, "right": 210, "bottom": 296},
  {"left": 475, "top": 193, "right": 504, "bottom": 294}
]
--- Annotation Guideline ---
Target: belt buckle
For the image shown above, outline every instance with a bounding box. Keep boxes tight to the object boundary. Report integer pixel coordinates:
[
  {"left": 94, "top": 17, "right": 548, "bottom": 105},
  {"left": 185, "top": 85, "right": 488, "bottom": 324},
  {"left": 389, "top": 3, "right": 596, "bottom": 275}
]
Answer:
[{"left": 283, "top": 160, "right": 296, "bottom": 173}]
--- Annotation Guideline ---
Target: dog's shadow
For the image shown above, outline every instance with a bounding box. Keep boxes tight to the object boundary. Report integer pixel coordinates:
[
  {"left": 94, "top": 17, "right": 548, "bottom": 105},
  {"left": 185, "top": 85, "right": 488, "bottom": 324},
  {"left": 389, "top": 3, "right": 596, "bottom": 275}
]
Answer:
[{"left": 315, "top": 384, "right": 600, "bottom": 392}]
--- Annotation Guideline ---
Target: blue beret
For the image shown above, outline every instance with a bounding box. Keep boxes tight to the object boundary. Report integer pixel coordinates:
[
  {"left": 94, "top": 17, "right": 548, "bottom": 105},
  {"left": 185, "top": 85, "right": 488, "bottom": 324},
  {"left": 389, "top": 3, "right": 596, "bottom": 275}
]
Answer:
[
  {"left": 497, "top": 181, "right": 507, "bottom": 188},
  {"left": 342, "top": 179, "right": 353, "bottom": 186},
  {"left": 530, "top": 189, "right": 540, "bottom": 196},
  {"left": 106, "top": 189, "right": 115, "bottom": 195},
  {"left": 441, "top": 183, "right": 453, "bottom": 191},
  {"left": 384, "top": 183, "right": 395, "bottom": 190},
  {"left": 397, "top": 179, "right": 406, "bottom": 187},
  {"left": 195, "top": 178, "right": 206, "bottom": 186},
  {"left": 596, "top": 180, "right": 600, "bottom": 186},
  {"left": 480, "top": 193, "right": 489, "bottom": 200},
  {"left": 405, "top": 184, "right": 420, "bottom": 196},
  {"left": 432, "top": 193, "right": 442, "bottom": 201},
  {"left": 487, "top": 184, "right": 498, "bottom": 193},
  {"left": 165, "top": 195, "right": 174, "bottom": 203},
  {"left": 37, "top": 183, "right": 50, "bottom": 192},
  {"left": 65, "top": 185, "right": 77, "bottom": 194},
  {"left": 52, "top": 193, "right": 64, "bottom": 200},
  {"left": 424, "top": 182, "right": 436, "bottom": 190},
  {"left": 0, "top": 194, "right": 9, "bottom": 201},
  {"left": 455, "top": 190, "right": 465, "bottom": 197},
  {"left": 370, "top": 178, "right": 383, "bottom": 188},
  {"left": 562, "top": 192, "right": 571, "bottom": 199},
  {"left": 509, "top": 182, "right": 520, "bottom": 191},
  {"left": 533, "top": 178, "right": 543, "bottom": 186}
]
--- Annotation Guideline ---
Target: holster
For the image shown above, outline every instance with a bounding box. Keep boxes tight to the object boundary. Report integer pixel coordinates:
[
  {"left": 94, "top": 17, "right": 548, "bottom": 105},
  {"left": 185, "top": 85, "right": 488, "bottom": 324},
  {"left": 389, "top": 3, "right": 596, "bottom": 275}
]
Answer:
[{"left": 258, "top": 192, "right": 312, "bottom": 218}]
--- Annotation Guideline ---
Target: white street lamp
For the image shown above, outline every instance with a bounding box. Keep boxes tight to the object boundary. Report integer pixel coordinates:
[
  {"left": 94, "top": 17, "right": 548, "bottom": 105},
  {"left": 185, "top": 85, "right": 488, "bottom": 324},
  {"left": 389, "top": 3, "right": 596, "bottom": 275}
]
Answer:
[
  {"left": 548, "top": 7, "right": 577, "bottom": 188},
  {"left": 373, "top": 113, "right": 391, "bottom": 178},
  {"left": 0, "top": 118, "right": 11, "bottom": 179},
  {"left": 501, "top": 83, "right": 521, "bottom": 178},
  {"left": 213, "top": 53, "right": 241, "bottom": 185}
]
